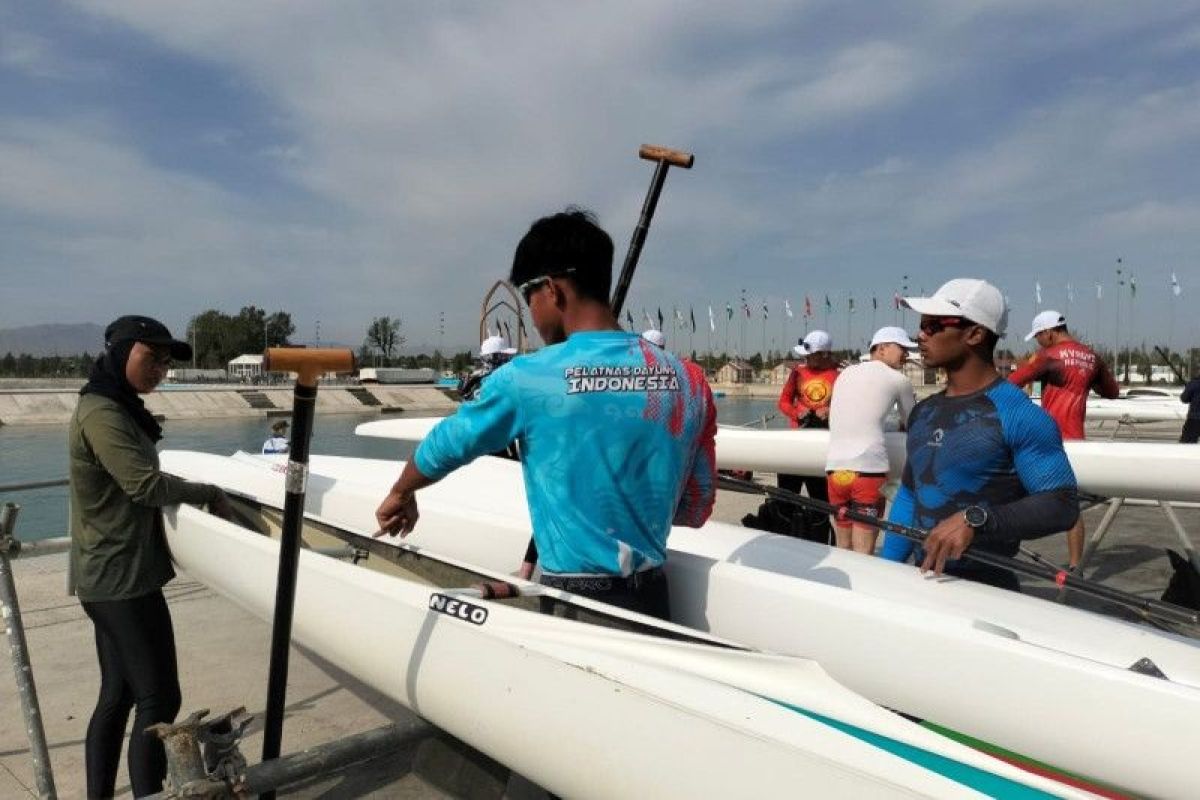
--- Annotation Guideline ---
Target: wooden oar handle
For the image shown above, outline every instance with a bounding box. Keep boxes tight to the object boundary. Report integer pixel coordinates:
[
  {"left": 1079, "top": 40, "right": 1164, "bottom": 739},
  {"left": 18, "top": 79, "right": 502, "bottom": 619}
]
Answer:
[
  {"left": 639, "top": 144, "right": 694, "bottom": 168},
  {"left": 262, "top": 347, "right": 355, "bottom": 387}
]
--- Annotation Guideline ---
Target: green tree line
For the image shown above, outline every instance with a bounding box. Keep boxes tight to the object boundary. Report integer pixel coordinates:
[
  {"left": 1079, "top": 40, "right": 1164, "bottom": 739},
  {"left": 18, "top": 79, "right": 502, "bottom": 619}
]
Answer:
[
  {"left": 185, "top": 306, "right": 295, "bottom": 368},
  {"left": 0, "top": 353, "right": 93, "bottom": 378}
]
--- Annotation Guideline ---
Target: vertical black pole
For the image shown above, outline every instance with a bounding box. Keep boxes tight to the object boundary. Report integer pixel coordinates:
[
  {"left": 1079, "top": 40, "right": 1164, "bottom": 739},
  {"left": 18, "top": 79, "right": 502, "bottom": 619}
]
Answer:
[
  {"left": 260, "top": 381, "right": 316, "bottom": 797},
  {"left": 611, "top": 160, "right": 670, "bottom": 317}
]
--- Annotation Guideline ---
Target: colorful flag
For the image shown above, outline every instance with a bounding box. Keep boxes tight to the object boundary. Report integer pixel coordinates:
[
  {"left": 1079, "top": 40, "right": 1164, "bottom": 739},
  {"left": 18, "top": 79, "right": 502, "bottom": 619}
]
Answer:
[
  {"left": 784, "top": 299, "right": 793, "bottom": 318},
  {"left": 1035, "top": 281, "right": 1042, "bottom": 305},
  {"left": 1171, "top": 272, "right": 1181, "bottom": 297},
  {"left": 708, "top": 305, "right": 716, "bottom": 332},
  {"left": 804, "top": 295, "right": 812, "bottom": 318}
]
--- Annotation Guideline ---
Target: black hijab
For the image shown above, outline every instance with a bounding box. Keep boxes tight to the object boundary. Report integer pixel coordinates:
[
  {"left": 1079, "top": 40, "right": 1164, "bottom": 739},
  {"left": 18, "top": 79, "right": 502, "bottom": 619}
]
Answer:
[{"left": 80, "top": 340, "right": 164, "bottom": 442}]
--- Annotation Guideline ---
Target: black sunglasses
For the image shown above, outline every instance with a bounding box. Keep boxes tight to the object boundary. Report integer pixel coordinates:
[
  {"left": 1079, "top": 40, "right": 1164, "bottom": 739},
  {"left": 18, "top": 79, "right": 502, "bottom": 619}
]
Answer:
[
  {"left": 917, "top": 316, "right": 974, "bottom": 336},
  {"left": 516, "top": 268, "right": 577, "bottom": 303}
]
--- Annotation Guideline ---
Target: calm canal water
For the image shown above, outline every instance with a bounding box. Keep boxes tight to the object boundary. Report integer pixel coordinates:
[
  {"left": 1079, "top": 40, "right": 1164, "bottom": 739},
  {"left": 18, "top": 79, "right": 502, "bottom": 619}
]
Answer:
[{"left": 1, "top": 396, "right": 782, "bottom": 541}]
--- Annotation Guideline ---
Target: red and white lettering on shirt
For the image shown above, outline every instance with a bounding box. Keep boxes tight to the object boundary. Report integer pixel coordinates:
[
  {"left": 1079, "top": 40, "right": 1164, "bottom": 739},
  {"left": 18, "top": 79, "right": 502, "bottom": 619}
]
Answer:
[{"left": 1008, "top": 340, "right": 1119, "bottom": 439}]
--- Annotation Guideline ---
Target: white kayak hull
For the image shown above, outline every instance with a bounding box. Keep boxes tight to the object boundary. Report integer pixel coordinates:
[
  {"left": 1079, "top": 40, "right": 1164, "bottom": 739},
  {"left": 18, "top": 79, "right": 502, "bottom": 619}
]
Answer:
[
  {"left": 1080, "top": 398, "right": 1185, "bottom": 423},
  {"left": 164, "top": 449, "right": 1200, "bottom": 799},
  {"left": 162, "top": 503, "right": 1086, "bottom": 799},
  {"left": 356, "top": 417, "right": 1200, "bottom": 502}
]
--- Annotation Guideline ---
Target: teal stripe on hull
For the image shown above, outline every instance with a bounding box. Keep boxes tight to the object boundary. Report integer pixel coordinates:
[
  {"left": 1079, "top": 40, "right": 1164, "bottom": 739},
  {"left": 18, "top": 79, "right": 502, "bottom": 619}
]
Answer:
[{"left": 766, "top": 700, "right": 1056, "bottom": 799}]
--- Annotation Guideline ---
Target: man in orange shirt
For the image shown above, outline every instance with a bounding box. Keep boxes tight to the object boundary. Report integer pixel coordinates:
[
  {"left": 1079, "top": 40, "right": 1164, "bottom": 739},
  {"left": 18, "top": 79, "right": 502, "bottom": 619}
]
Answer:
[
  {"left": 1009, "top": 310, "right": 1119, "bottom": 569},
  {"left": 775, "top": 330, "right": 840, "bottom": 543}
]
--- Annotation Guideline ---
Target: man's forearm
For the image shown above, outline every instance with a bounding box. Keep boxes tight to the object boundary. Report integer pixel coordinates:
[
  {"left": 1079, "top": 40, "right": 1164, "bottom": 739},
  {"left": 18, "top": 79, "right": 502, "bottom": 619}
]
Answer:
[
  {"left": 391, "top": 460, "right": 437, "bottom": 497},
  {"left": 982, "top": 488, "right": 1078, "bottom": 542}
]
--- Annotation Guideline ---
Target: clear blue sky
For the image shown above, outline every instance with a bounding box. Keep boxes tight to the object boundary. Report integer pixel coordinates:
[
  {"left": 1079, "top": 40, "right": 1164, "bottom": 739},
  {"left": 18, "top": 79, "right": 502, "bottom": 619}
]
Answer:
[{"left": 2, "top": 2, "right": 1197, "bottom": 355}]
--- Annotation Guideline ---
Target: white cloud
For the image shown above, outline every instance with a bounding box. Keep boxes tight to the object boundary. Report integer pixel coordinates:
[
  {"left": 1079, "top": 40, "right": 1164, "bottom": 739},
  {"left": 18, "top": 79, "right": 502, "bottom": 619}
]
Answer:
[
  {"left": 1094, "top": 201, "right": 1200, "bottom": 236},
  {"left": 0, "top": 0, "right": 1194, "bottom": 348},
  {"left": 0, "top": 29, "right": 105, "bottom": 80}
]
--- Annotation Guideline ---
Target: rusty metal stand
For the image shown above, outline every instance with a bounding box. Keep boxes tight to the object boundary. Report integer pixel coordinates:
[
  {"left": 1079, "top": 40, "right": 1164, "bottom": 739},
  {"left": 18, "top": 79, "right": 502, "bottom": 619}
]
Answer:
[{"left": 147, "top": 707, "right": 431, "bottom": 798}]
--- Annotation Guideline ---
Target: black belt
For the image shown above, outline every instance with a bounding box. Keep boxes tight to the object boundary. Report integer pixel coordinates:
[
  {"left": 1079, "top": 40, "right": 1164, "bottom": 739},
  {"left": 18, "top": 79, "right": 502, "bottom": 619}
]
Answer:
[{"left": 539, "top": 567, "right": 665, "bottom": 594}]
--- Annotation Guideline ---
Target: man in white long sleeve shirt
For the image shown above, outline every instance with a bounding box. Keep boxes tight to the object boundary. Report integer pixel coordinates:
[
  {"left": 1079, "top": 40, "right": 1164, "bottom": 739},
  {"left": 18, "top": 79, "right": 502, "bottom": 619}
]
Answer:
[{"left": 826, "top": 326, "right": 918, "bottom": 553}]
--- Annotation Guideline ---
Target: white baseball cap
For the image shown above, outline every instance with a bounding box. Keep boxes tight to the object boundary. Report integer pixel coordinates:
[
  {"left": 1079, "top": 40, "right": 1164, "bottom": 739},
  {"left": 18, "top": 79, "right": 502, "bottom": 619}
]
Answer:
[
  {"left": 641, "top": 329, "right": 666, "bottom": 348},
  {"left": 1025, "top": 310, "right": 1066, "bottom": 341},
  {"left": 903, "top": 278, "right": 1008, "bottom": 336},
  {"left": 797, "top": 330, "right": 833, "bottom": 354},
  {"left": 479, "top": 335, "right": 517, "bottom": 357},
  {"left": 870, "top": 325, "right": 918, "bottom": 349}
]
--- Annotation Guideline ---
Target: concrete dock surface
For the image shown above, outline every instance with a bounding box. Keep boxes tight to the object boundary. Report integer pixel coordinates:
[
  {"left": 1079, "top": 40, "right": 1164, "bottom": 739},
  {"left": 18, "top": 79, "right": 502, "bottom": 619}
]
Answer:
[{"left": 1, "top": 487, "right": 1196, "bottom": 798}]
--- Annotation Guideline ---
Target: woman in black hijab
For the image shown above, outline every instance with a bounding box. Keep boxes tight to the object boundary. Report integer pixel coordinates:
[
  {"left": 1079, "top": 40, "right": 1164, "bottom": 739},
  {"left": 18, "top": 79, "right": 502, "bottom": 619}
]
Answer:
[{"left": 69, "top": 316, "right": 231, "bottom": 798}]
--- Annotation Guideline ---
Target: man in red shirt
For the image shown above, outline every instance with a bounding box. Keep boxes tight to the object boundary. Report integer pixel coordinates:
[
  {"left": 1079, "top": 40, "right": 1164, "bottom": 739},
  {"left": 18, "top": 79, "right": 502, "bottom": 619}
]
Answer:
[
  {"left": 1009, "top": 310, "right": 1119, "bottom": 568},
  {"left": 775, "top": 330, "right": 840, "bottom": 543}
]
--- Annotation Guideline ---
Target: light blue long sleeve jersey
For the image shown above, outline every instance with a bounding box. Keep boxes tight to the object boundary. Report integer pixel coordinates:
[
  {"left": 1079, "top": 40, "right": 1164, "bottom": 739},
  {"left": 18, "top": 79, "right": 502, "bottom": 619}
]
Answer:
[{"left": 414, "top": 331, "right": 717, "bottom": 576}]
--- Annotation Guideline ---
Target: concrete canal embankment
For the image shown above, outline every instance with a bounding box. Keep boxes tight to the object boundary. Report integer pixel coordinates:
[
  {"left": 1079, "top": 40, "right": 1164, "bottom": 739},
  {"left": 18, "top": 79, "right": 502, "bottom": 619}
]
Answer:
[{"left": 0, "top": 384, "right": 458, "bottom": 425}]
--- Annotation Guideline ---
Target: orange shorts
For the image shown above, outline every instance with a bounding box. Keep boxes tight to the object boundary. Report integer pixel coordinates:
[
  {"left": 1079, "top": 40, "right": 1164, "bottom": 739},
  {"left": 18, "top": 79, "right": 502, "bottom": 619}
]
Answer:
[{"left": 826, "top": 470, "right": 887, "bottom": 527}]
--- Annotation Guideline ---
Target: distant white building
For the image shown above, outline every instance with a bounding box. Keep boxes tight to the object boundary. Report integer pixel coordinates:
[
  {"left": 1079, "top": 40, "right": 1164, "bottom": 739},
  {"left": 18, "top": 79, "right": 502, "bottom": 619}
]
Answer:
[
  {"left": 716, "top": 361, "right": 754, "bottom": 384},
  {"left": 228, "top": 354, "right": 264, "bottom": 380}
]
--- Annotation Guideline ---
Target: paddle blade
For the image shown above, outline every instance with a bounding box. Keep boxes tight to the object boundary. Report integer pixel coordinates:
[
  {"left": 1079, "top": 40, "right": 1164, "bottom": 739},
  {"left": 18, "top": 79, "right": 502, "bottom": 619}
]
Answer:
[{"left": 1161, "top": 549, "right": 1200, "bottom": 611}]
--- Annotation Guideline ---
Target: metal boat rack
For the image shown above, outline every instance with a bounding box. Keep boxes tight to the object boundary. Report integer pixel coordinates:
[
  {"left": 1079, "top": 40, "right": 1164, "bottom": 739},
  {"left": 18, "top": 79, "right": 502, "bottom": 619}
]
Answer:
[{"left": 2, "top": 490, "right": 64, "bottom": 799}]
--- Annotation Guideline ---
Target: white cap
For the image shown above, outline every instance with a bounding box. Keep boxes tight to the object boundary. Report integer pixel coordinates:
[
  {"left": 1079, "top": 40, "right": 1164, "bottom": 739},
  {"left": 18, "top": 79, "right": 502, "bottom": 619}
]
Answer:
[
  {"left": 797, "top": 330, "right": 832, "bottom": 354},
  {"left": 903, "top": 278, "right": 1008, "bottom": 336},
  {"left": 1025, "top": 309, "right": 1066, "bottom": 341},
  {"left": 480, "top": 335, "right": 517, "bottom": 357},
  {"left": 641, "top": 329, "right": 666, "bottom": 348},
  {"left": 870, "top": 325, "right": 918, "bottom": 349}
]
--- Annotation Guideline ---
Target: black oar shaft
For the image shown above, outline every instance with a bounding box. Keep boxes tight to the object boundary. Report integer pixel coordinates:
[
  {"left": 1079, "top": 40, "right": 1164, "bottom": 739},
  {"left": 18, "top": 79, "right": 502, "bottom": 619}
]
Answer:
[
  {"left": 721, "top": 476, "right": 1199, "bottom": 628},
  {"left": 609, "top": 144, "right": 694, "bottom": 316},
  {"left": 1154, "top": 346, "right": 1187, "bottom": 385},
  {"left": 611, "top": 161, "right": 669, "bottom": 316},
  {"left": 260, "top": 383, "right": 316, "bottom": 798}
]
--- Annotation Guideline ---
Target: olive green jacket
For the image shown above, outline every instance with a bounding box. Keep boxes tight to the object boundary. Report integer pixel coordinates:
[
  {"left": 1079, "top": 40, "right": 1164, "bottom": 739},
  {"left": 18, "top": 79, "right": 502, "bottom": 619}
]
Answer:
[{"left": 69, "top": 394, "right": 220, "bottom": 602}]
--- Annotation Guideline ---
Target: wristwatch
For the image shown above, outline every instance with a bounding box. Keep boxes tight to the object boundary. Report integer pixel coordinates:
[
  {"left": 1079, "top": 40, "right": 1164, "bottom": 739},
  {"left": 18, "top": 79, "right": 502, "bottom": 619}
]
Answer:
[{"left": 963, "top": 505, "right": 989, "bottom": 530}]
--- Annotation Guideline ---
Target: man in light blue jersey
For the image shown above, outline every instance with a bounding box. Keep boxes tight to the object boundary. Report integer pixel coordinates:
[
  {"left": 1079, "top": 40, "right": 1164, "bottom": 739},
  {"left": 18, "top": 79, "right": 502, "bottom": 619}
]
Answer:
[{"left": 375, "top": 209, "right": 717, "bottom": 619}]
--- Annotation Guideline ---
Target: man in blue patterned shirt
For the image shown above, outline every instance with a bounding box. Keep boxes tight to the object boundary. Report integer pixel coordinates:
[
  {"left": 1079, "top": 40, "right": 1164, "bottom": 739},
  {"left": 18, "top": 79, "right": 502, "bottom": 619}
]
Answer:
[{"left": 880, "top": 279, "right": 1078, "bottom": 591}]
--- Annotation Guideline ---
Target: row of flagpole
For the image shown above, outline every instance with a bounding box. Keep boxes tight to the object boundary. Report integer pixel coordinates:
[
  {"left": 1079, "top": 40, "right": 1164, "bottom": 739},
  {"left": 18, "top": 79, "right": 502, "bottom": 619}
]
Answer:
[
  {"left": 1033, "top": 264, "right": 1187, "bottom": 369},
  {"left": 617, "top": 291, "right": 918, "bottom": 359},
  {"left": 617, "top": 266, "right": 1188, "bottom": 363}
]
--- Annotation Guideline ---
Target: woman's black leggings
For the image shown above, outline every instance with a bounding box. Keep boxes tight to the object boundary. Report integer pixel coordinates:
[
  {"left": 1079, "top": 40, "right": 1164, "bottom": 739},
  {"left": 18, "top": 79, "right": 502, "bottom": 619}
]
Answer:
[{"left": 81, "top": 591, "right": 181, "bottom": 799}]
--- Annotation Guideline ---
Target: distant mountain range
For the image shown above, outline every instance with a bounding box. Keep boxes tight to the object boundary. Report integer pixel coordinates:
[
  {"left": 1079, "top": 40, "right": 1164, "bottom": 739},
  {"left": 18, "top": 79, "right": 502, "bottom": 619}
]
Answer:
[{"left": 0, "top": 323, "right": 105, "bottom": 357}]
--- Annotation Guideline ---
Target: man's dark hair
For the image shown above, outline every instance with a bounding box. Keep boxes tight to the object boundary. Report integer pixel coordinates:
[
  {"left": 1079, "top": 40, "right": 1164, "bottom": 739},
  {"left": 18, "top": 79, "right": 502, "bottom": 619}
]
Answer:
[
  {"left": 1052, "top": 324, "right": 1069, "bottom": 335},
  {"left": 510, "top": 207, "right": 613, "bottom": 303}
]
